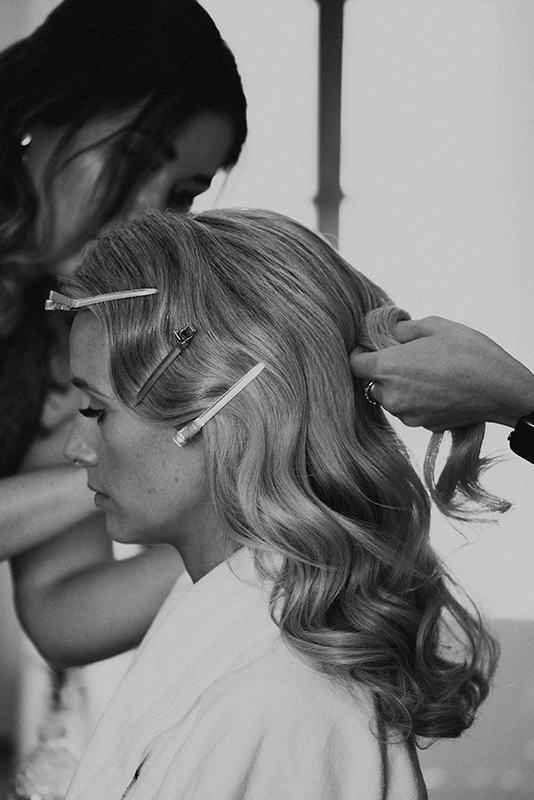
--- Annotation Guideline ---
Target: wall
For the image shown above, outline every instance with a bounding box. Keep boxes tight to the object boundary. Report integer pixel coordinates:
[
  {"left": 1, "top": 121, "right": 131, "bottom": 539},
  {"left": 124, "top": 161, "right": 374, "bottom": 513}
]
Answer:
[{"left": 340, "top": 0, "right": 534, "bottom": 623}]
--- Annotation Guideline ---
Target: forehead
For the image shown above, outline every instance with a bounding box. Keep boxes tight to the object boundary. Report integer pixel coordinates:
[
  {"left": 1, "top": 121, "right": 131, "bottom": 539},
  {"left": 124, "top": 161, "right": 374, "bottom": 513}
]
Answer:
[{"left": 70, "top": 311, "right": 111, "bottom": 392}]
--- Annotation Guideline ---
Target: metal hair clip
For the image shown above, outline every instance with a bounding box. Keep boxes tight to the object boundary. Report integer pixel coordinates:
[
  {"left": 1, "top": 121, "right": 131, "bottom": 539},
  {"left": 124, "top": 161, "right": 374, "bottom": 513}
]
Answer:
[
  {"left": 135, "top": 325, "right": 197, "bottom": 406},
  {"left": 173, "top": 362, "right": 265, "bottom": 447},
  {"left": 45, "top": 288, "right": 158, "bottom": 311}
]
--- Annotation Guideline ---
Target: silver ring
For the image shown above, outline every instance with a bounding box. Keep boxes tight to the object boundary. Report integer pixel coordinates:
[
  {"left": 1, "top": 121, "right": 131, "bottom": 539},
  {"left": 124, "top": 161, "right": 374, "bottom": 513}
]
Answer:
[{"left": 364, "top": 380, "right": 380, "bottom": 406}]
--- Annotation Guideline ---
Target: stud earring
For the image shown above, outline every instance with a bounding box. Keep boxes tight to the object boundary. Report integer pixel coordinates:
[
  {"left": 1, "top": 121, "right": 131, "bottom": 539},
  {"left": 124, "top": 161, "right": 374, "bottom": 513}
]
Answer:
[{"left": 21, "top": 133, "right": 32, "bottom": 147}]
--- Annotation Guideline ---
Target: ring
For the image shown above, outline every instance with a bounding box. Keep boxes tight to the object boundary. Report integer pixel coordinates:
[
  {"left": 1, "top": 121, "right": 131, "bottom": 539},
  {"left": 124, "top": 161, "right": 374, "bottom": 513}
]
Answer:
[{"left": 364, "top": 380, "right": 380, "bottom": 406}]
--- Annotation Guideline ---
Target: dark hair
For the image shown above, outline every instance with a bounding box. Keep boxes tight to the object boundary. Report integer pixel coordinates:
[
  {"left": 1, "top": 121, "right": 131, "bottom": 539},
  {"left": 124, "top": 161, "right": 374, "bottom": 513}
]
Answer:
[
  {"left": 64, "top": 209, "right": 500, "bottom": 741},
  {"left": 0, "top": 0, "right": 247, "bottom": 474}
]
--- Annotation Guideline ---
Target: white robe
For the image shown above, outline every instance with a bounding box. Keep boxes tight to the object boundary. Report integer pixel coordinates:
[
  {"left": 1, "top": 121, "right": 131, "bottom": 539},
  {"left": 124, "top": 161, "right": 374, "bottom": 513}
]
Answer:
[{"left": 66, "top": 548, "right": 427, "bottom": 800}]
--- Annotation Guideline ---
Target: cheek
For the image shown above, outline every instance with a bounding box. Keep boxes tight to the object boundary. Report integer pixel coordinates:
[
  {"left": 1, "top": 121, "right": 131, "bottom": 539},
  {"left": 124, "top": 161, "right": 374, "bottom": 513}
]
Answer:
[
  {"left": 53, "top": 153, "right": 107, "bottom": 224},
  {"left": 148, "top": 448, "right": 209, "bottom": 509},
  {"left": 101, "top": 423, "right": 207, "bottom": 505},
  {"left": 109, "top": 438, "right": 176, "bottom": 493},
  {"left": 128, "top": 170, "right": 172, "bottom": 213}
]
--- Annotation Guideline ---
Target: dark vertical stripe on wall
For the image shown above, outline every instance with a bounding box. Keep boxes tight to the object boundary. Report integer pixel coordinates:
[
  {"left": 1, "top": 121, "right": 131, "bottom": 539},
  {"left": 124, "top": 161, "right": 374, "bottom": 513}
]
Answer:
[{"left": 314, "top": 0, "right": 345, "bottom": 243}]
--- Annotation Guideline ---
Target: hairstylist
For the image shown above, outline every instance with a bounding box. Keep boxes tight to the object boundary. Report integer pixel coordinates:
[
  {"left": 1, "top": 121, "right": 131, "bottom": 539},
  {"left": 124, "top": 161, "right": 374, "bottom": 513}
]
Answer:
[{"left": 2, "top": 0, "right": 247, "bottom": 666}]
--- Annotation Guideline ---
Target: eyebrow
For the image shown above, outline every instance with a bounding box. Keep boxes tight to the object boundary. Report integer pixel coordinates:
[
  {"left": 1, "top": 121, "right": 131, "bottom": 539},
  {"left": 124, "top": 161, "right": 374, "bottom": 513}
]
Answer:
[{"left": 71, "top": 377, "right": 111, "bottom": 400}]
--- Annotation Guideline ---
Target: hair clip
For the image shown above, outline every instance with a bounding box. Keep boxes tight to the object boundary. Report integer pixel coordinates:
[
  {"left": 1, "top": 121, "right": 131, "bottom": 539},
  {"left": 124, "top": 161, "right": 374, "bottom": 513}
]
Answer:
[
  {"left": 135, "top": 325, "right": 197, "bottom": 405},
  {"left": 173, "top": 362, "right": 265, "bottom": 447},
  {"left": 45, "top": 288, "right": 158, "bottom": 311}
]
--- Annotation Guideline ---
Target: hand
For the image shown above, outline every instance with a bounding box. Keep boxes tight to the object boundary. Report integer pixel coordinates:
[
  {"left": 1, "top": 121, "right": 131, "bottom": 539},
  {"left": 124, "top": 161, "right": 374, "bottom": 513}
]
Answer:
[{"left": 350, "top": 316, "right": 534, "bottom": 431}]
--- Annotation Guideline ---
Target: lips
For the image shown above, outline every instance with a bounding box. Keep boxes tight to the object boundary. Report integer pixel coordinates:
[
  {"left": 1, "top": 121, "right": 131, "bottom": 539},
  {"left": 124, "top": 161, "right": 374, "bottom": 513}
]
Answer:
[
  {"left": 92, "top": 491, "right": 113, "bottom": 511},
  {"left": 88, "top": 484, "right": 106, "bottom": 496}
]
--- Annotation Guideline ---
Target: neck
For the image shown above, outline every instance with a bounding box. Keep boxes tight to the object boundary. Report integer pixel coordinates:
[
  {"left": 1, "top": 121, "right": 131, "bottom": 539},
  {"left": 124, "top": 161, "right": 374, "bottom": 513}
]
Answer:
[{"left": 174, "top": 511, "right": 233, "bottom": 583}]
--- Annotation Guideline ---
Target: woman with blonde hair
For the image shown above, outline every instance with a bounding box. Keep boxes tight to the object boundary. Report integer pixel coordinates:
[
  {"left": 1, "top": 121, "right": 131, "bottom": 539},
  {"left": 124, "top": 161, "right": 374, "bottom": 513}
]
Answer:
[{"left": 50, "top": 207, "right": 504, "bottom": 799}]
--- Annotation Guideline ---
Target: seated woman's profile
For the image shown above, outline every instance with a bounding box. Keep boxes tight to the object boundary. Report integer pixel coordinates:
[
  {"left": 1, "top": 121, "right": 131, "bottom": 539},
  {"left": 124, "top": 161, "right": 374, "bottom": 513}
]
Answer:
[{"left": 51, "top": 208, "right": 502, "bottom": 800}]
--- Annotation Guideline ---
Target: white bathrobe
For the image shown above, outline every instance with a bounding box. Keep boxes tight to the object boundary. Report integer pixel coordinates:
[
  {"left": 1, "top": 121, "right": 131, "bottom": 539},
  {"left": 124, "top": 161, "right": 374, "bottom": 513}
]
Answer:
[{"left": 66, "top": 548, "right": 427, "bottom": 800}]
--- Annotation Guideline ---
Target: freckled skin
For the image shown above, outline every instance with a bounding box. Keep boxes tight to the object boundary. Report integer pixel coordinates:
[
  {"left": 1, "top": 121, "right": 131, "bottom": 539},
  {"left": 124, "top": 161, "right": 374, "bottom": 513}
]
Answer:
[{"left": 65, "top": 311, "right": 227, "bottom": 582}]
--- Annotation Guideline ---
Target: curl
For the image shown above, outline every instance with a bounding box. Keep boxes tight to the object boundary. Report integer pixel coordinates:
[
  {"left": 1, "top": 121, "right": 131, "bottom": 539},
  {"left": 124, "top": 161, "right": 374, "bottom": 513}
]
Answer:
[{"left": 360, "top": 305, "right": 510, "bottom": 520}]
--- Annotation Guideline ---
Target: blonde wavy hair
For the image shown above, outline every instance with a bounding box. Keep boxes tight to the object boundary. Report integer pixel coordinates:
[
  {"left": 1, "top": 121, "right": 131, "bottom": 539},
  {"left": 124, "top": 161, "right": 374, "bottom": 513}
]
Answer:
[{"left": 64, "top": 208, "right": 503, "bottom": 742}]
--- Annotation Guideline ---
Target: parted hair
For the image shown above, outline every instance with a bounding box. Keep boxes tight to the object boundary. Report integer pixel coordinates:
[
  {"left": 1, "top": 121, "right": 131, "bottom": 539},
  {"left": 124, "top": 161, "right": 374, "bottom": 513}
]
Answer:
[{"left": 63, "top": 208, "right": 502, "bottom": 742}]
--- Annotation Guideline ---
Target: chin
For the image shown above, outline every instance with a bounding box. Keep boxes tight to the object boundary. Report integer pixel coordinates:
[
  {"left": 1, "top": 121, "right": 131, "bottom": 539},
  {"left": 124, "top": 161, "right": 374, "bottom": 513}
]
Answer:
[
  {"left": 104, "top": 518, "right": 142, "bottom": 546},
  {"left": 104, "top": 517, "right": 163, "bottom": 548}
]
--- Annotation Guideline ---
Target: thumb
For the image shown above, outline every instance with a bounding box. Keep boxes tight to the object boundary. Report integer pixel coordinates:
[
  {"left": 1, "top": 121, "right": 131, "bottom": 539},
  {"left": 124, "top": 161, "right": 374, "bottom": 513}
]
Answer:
[{"left": 394, "top": 319, "right": 429, "bottom": 344}]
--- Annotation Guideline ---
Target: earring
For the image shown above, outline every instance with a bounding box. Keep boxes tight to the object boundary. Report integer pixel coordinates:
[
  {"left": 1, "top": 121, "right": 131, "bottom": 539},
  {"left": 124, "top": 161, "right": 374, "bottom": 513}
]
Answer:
[{"left": 21, "top": 133, "right": 32, "bottom": 147}]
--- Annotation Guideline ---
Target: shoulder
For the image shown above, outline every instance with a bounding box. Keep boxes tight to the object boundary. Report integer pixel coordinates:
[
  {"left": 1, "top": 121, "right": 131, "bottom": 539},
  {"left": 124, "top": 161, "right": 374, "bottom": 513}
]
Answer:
[
  {"left": 198, "top": 636, "right": 376, "bottom": 740},
  {"left": 156, "top": 638, "right": 423, "bottom": 799}
]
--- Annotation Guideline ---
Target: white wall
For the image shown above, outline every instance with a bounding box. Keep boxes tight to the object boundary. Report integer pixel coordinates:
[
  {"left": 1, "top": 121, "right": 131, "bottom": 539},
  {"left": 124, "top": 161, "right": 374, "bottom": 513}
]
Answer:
[
  {"left": 193, "top": 0, "right": 319, "bottom": 226},
  {"left": 0, "top": 0, "right": 58, "bottom": 51},
  {"left": 340, "top": 0, "right": 534, "bottom": 620}
]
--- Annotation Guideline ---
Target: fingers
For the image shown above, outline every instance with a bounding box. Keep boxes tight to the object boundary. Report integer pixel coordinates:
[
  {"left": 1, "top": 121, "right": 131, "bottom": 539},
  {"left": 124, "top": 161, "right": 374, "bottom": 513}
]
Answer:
[
  {"left": 393, "top": 317, "right": 444, "bottom": 344},
  {"left": 392, "top": 320, "right": 421, "bottom": 344},
  {"left": 349, "top": 350, "right": 379, "bottom": 380},
  {"left": 350, "top": 318, "right": 442, "bottom": 373}
]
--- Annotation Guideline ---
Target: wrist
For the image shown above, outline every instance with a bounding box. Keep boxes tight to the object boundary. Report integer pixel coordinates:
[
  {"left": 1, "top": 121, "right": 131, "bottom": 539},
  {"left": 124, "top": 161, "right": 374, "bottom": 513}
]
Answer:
[
  {"left": 508, "top": 410, "right": 534, "bottom": 464},
  {"left": 499, "top": 368, "right": 534, "bottom": 428}
]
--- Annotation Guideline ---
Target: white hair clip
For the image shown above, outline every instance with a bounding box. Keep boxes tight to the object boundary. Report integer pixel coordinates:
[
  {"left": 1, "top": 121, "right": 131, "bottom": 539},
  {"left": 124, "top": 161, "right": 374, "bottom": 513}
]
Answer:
[
  {"left": 173, "top": 362, "right": 266, "bottom": 447},
  {"left": 45, "top": 288, "right": 158, "bottom": 311}
]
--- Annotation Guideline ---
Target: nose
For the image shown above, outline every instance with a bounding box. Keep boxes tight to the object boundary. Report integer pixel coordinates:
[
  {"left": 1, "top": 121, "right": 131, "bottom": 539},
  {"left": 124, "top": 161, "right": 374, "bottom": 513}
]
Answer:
[{"left": 64, "top": 417, "right": 98, "bottom": 468}]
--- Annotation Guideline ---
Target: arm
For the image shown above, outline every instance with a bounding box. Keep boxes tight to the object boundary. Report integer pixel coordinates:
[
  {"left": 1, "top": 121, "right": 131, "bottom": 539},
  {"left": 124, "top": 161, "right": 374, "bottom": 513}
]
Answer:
[
  {"left": 0, "top": 465, "right": 97, "bottom": 560},
  {"left": 0, "top": 382, "right": 97, "bottom": 561},
  {"left": 11, "top": 513, "right": 183, "bottom": 667},
  {"left": 350, "top": 316, "right": 534, "bottom": 431}
]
